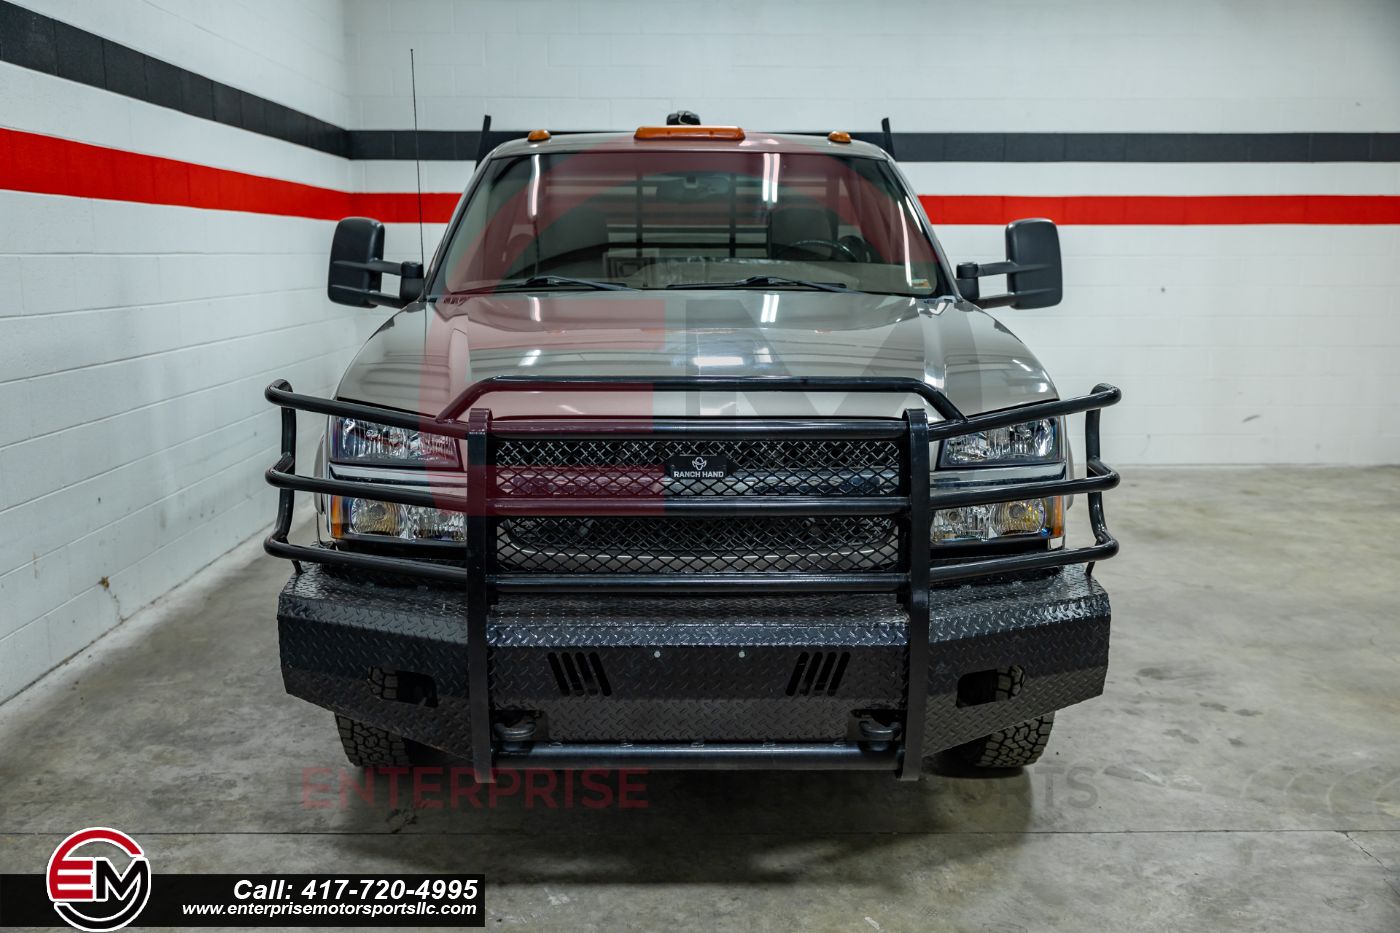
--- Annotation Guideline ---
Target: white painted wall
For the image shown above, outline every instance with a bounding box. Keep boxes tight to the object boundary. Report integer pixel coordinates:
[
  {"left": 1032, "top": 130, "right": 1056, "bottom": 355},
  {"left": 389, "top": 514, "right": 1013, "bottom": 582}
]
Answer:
[
  {"left": 344, "top": 0, "right": 1400, "bottom": 132},
  {"left": 345, "top": 0, "right": 1400, "bottom": 465},
  {"left": 0, "top": 4, "right": 386, "bottom": 702}
]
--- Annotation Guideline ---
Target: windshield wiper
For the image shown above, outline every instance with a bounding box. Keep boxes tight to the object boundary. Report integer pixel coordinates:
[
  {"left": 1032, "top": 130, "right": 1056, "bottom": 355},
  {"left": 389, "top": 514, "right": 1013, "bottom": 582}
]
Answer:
[
  {"left": 666, "top": 275, "right": 852, "bottom": 294},
  {"left": 462, "top": 275, "right": 633, "bottom": 294}
]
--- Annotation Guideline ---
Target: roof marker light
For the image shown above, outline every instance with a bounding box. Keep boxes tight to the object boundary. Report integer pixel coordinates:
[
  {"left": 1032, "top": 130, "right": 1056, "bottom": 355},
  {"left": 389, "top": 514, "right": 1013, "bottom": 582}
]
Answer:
[
  {"left": 527, "top": 129, "right": 551, "bottom": 142},
  {"left": 828, "top": 130, "right": 852, "bottom": 143},
  {"left": 635, "top": 125, "right": 746, "bottom": 141}
]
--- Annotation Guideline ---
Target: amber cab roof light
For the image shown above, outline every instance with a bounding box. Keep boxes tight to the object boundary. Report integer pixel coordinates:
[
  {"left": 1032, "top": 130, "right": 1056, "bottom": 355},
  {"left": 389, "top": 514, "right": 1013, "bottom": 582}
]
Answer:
[
  {"left": 828, "top": 130, "right": 852, "bottom": 144},
  {"left": 635, "top": 125, "right": 746, "bottom": 141},
  {"left": 526, "top": 129, "right": 551, "bottom": 142}
]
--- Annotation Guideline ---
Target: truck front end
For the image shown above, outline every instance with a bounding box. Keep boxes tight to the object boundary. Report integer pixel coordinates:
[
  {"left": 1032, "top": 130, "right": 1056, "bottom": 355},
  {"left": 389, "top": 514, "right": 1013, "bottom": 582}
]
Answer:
[{"left": 263, "top": 126, "right": 1121, "bottom": 781}]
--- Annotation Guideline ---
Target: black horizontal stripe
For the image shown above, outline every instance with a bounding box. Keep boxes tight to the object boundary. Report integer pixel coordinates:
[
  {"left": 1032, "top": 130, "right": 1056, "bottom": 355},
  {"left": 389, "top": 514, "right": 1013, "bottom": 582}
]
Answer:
[
  {"left": 0, "top": 0, "right": 349, "bottom": 156},
  {"left": 4, "top": 0, "right": 1399, "bottom": 163}
]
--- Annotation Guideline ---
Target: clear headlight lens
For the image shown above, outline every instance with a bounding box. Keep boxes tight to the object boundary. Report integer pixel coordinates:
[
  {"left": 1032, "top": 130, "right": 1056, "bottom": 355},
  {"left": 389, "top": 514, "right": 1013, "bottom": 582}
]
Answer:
[
  {"left": 932, "top": 496, "right": 1063, "bottom": 545},
  {"left": 330, "top": 496, "right": 466, "bottom": 542},
  {"left": 330, "top": 417, "right": 459, "bottom": 467},
  {"left": 940, "top": 418, "right": 1058, "bottom": 467}
]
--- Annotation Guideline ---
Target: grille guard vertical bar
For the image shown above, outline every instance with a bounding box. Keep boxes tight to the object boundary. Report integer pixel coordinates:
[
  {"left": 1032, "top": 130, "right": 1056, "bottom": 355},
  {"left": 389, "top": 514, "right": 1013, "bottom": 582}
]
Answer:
[
  {"left": 267, "top": 380, "right": 302, "bottom": 575},
  {"left": 464, "top": 408, "right": 494, "bottom": 783},
  {"left": 899, "top": 409, "right": 931, "bottom": 780},
  {"left": 1084, "top": 387, "right": 1114, "bottom": 578}
]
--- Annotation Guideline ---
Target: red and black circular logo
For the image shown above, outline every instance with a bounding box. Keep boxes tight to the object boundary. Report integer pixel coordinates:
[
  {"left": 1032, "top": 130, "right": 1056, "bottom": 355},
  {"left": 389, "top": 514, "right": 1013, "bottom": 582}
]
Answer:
[{"left": 45, "top": 828, "right": 151, "bottom": 932}]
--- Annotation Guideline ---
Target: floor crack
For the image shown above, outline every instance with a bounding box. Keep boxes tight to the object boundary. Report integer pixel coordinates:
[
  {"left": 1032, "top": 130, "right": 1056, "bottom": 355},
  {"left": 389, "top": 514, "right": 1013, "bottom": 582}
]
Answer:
[{"left": 1344, "top": 831, "right": 1400, "bottom": 901}]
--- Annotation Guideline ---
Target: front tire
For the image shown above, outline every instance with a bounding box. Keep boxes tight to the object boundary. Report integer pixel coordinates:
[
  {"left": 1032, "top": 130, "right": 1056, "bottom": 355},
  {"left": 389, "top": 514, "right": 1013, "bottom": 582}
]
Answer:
[
  {"left": 335, "top": 714, "right": 423, "bottom": 767},
  {"left": 950, "top": 666, "right": 1055, "bottom": 769},
  {"left": 952, "top": 713, "right": 1055, "bottom": 768},
  {"left": 333, "top": 668, "right": 430, "bottom": 767}
]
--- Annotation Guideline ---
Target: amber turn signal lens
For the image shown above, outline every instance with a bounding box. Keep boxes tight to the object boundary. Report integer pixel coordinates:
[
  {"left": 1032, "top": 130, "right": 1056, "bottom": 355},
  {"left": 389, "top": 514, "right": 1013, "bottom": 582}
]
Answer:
[
  {"left": 634, "top": 125, "right": 746, "bottom": 141},
  {"left": 527, "top": 129, "right": 551, "bottom": 142},
  {"left": 828, "top": 130, "right": 852, "bottom": 143}
]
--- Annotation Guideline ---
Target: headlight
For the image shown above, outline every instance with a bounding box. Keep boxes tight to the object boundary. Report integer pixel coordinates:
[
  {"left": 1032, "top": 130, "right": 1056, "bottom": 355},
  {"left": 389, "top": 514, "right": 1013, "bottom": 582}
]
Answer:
[
  {"left": 932, "top": 496, "right": 1063, "bottom": 545},
  {"left": 330, "top": 417, "right": 459, "bottom": 467},
  {"left": 940, "top": 418, "right": 1058, "bottom": 467},
  {"left": 330, "top": 496, "right": 465, "bottom": 542}
]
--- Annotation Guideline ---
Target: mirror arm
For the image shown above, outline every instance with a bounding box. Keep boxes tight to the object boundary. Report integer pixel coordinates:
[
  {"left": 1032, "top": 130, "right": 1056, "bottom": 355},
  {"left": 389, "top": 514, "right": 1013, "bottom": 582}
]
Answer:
[
  {"left": 957, "top": 259, "right": 1050, "bottom": 279},
  {"left": 955, "top": 259, "right": 1052, "bottom": 303},
  {"left": 328, "top": 284, "right": 406, "bottom": 309},
  {"left": 332, "top": 258, "right": 416, "bottom": 277}
]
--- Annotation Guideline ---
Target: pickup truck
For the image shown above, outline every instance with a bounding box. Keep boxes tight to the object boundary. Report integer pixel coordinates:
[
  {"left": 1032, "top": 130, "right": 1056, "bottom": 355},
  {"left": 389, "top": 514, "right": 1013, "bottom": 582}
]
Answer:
[{"left": 264, "top": 119, "right": 1120, "bottom": 781}]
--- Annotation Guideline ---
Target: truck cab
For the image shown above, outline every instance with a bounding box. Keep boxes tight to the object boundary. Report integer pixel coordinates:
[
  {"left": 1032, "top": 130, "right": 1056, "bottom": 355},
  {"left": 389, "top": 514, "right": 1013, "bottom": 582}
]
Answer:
[{"left": 264, "top": 121, "right": 1120, "bottom": 780}]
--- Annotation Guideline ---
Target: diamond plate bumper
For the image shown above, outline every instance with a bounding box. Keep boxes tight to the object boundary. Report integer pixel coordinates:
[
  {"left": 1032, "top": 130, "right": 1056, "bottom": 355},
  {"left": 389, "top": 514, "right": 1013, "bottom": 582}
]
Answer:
[{"left": 278, "top": 563, "right": 1110, "bottom": 767}]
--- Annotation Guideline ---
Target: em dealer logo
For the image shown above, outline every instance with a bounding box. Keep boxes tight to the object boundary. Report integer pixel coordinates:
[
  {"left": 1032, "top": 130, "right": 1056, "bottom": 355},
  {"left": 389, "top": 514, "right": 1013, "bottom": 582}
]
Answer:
[{"left": 45, "top": 828, "right": 152, "bottom": 932}]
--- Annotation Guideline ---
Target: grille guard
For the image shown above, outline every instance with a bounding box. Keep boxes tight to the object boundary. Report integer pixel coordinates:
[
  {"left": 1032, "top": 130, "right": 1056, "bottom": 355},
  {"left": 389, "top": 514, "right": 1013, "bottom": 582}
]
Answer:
[{"left": 264, "top": 375, "right": 1121, "bottom": 780}]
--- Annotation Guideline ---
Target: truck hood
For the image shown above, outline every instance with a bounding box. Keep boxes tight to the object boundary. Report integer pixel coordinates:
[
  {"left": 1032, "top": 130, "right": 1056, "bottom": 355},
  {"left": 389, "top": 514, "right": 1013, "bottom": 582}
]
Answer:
[{"left": 336, "top": 290, "right": 1056, "bottom": 420}]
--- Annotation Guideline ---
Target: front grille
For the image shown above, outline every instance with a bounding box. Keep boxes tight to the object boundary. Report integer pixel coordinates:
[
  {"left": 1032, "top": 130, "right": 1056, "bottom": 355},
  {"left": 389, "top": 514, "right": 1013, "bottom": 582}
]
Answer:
[
  {"left": 499, "top": 516, "right": 900, "bottom": 573},
  {"left": 494, "top": 436, "right": 903, "bottom": 574},
  {"left": 495, "top": 438, "right": 899, "bottom": 498}
]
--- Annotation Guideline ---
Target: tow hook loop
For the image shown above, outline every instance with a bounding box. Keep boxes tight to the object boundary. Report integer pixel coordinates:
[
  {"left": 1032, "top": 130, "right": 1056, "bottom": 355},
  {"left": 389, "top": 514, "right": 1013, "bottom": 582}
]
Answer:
[
  {"left": 858, "top": 717, "right": 902, "bottom": 752},
  {"left": 493, "top": 716, "right": 537, "bottom": 751}
]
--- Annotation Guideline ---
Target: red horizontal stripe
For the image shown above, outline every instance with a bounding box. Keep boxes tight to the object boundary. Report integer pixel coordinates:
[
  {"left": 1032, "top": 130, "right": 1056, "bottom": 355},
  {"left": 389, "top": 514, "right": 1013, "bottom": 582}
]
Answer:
[
  {"left": 0, "top": 127, "right": 357, "bottom": 219},
  {"left": 918, "top": 194, "right": 1400, "bottom": 225},
  {"left": 3, "top": 129, "right": 1399, "bottom": 225},
  {"left": 0, "top": 128, "right": 457, "bottom": 222}
]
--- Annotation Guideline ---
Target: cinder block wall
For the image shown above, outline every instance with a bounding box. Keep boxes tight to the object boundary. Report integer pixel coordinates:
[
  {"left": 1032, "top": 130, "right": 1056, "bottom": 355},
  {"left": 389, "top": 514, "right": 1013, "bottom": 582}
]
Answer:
[
  {"left": 0, "top": 0, "right": 387, "bottom": 701},
  {"left": 346, "top": 0, "right": 1400, "bottom": 464}
]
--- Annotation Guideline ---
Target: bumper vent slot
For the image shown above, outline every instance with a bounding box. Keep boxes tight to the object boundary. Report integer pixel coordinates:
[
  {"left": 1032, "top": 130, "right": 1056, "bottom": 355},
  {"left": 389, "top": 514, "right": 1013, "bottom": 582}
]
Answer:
[
  {"left": 786, "top": 651, "right": 850, "bottom": 697},
  {"left": 548, "top": 651, "right": 612, "bottom": 697}
]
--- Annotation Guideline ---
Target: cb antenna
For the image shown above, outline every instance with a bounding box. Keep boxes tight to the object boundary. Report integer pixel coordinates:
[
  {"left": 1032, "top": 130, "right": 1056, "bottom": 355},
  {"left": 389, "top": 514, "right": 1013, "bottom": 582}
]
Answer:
[{"left": 409, "top": 49, "right": 425, "bottom": 266}]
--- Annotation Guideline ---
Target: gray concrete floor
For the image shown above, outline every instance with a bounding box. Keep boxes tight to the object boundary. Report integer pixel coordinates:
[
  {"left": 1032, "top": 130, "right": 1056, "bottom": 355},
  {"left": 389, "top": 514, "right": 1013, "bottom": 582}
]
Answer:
[{"left": 2, "top": 467, "right": 1398, "bottom": 931}]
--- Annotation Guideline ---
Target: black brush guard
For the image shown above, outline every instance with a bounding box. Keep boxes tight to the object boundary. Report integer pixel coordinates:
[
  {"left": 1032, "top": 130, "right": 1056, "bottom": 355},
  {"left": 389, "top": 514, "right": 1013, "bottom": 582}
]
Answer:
[{"left": 265, "top": 375, "right": 1121, "bottom": 780}]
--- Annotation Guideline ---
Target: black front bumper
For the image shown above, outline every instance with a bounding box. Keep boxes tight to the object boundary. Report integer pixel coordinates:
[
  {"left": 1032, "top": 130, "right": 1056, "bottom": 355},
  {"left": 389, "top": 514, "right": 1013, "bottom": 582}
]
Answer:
[{"left": 279, "top": 564, "right": 1110, "bottom": 770}]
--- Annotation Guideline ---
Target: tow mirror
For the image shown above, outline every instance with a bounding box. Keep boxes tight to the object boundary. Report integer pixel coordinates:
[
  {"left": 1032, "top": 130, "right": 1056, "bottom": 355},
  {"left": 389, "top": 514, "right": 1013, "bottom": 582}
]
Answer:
[
  {"left": 327, "top": 217, "right": 424, "bottom": 308},
  {"left": 955, "top": 218, "right": 1063, "bottom": 310}
]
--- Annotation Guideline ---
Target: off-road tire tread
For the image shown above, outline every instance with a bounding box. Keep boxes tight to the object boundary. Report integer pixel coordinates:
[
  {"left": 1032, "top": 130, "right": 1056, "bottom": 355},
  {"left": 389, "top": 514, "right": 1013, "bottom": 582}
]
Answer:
[
  {"left": 953, "top": 667, "right": 1056, "bottom": 768},
  {"left": 334, "top": 669, "right": 422, "bottom": 767}
]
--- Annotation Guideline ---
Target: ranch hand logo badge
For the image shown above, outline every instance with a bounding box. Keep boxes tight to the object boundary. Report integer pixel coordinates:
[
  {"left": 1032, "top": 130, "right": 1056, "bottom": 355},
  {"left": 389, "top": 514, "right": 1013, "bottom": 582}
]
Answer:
[{"left": 665, "top": 454, "right": 732, "bottom": 480}]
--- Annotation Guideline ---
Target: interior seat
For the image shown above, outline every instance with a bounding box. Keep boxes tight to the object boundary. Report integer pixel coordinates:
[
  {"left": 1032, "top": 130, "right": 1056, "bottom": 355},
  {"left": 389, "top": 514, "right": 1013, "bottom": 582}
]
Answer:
[
  {"left": 536, "top": 208, "right": 612, "bottom": 276},
  {"left": 767, "top": 206, "right": 839, "bottom": 259}
]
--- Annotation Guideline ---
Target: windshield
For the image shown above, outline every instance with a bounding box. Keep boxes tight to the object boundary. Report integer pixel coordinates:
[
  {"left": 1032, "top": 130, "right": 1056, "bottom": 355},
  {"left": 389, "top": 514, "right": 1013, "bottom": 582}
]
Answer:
[{"left": 431, "top": 149, "right": 945, "bottom": 297}]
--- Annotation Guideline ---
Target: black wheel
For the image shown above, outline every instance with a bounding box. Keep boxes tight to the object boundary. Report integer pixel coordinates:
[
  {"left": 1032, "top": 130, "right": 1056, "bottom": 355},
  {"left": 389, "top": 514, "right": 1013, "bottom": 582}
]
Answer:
[
  {"left": 950, "top": 666, "right": 1055, "bottom": 769},
  {"left": 334, "top": 669, "right": 429, "bottom": 767}
]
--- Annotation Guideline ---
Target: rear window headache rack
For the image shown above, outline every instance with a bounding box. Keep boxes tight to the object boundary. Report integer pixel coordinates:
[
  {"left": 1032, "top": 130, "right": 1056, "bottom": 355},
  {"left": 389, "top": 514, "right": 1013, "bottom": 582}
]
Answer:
[{"left": 263, "top": 375, "right": 1120, "bottom": 780}]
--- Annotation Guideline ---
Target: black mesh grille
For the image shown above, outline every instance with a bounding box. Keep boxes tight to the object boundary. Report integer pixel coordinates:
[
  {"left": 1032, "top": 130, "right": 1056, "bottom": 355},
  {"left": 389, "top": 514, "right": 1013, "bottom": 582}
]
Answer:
[
  {"left": 493, "top": 436, "right": 903, "bottom": 574},
  {"left": 495, "top": 438, "right": 899, "bottom": 498},
  {"left": 499, "top": 516, "right": 900, "bottom": 574}
]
